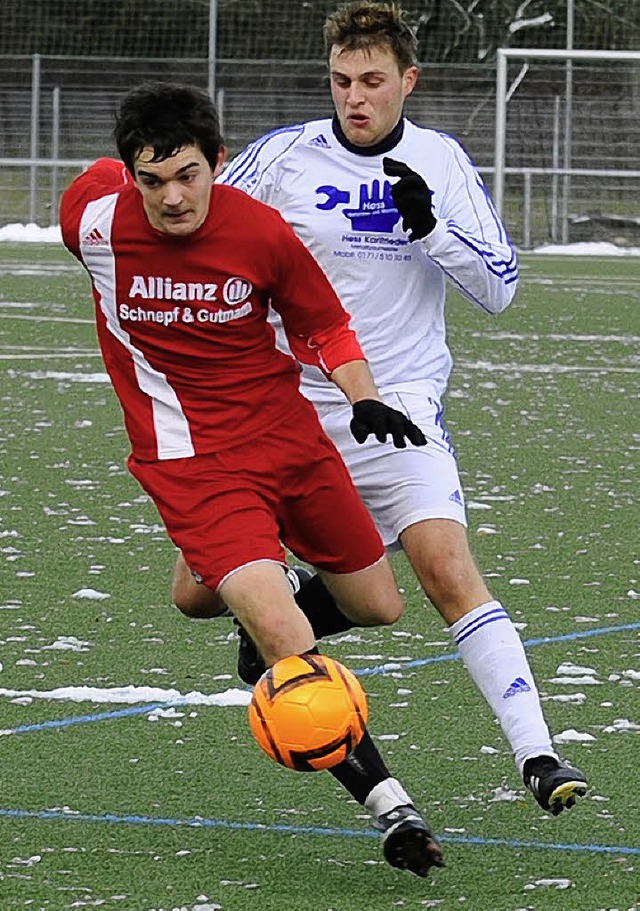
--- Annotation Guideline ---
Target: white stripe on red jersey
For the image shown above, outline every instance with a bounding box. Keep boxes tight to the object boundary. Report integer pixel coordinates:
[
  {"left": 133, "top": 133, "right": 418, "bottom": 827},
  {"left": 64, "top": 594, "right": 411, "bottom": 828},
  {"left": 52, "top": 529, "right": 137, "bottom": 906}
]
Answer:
[{"left": 61, "top": 158, "right": 366, "bottom": 459}]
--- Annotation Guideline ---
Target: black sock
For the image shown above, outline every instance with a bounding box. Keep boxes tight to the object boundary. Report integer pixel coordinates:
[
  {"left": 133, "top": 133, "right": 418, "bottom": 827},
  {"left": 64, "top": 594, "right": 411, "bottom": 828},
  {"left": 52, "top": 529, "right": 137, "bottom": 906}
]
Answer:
[
  {"left": 327, "top": 728, "right": 391, "bottom": 805},
  {"left": 295, "top": 575, "right": 356, "bottom": 639},
  {"left": 300, "top": 647, "right": 390, "bottom": 805}
]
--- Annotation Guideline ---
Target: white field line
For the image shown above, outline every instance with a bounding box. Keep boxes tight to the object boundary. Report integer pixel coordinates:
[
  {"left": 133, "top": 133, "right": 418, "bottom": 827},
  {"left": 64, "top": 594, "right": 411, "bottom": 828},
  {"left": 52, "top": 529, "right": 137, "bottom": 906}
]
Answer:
[
  {"left": 1, "top": 359, "right": 637, "bottom": 375},
  {"left": 456, "top": 360, "right": 640, "bottom": 374},
  {"left": 0, "top": 353, "right": 102, "bottom": 360},
  {"left": 0, "top": 316, "right": 638, "bottom": 345},
  {"left": 0, "top": 314, "right": 93, "bottom": 324},
  {"left": 0, "top": 345, "right": 96, "bottom": 351},
  {"left": 0, "top": 265, "right": 80, "bottom": 275},
  {"left": 467, "top": 332, "right": 640, "bottom": 344}
]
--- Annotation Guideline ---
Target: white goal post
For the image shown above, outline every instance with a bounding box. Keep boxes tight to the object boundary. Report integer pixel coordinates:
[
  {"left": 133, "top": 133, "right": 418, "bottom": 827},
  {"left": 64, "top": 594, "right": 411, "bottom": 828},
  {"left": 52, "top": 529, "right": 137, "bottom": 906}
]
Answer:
[{"left": 494, "top": 48, "right": 640, "bottom": 243}]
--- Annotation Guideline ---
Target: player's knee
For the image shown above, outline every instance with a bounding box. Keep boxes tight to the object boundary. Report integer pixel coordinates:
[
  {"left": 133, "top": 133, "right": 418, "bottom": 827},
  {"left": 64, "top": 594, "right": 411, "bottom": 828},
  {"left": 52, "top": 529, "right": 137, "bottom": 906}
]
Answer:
[
  {"left": 422, "top": 553, "right": 465, "bottom": 596},
  {"left": 363, "top": 591, "right": 404, "bottom": 626},
  {"left": 172, "top": 587, "right": 200, "bottom": 617},
  {"left": 419, "top": 551, "right": 486, "bottom": 608},
  {"left": 172, "top": 579, "right": 220, "bottom": 618}
]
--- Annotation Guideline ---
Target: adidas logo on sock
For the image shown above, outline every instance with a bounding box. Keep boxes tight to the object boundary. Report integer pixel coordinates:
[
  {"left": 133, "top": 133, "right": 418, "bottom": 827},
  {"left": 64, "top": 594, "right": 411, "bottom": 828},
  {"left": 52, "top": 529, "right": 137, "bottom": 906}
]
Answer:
[{"left": 502, "top": 676, "right": 531, "bottom": 698}]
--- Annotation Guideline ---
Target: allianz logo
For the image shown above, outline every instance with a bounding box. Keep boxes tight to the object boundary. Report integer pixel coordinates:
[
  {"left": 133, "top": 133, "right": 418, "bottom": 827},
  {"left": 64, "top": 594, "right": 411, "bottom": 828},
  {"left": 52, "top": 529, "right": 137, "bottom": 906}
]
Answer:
[{"left": 128, "top": 274, "right": 253, "bottom": 306}]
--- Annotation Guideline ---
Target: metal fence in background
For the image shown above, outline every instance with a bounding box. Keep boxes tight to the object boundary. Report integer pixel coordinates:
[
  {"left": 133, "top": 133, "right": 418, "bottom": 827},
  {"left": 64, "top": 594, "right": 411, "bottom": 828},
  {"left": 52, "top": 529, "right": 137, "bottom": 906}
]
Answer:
[{"left": 1, "top": 51, "right": 639, "bottom": 249}]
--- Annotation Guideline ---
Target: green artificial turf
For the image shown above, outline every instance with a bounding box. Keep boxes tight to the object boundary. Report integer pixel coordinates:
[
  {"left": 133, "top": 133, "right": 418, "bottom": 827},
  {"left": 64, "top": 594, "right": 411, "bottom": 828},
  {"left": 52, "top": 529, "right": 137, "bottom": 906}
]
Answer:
[{"left": 0, "top": 245, "right": 638, "bottom": 910}]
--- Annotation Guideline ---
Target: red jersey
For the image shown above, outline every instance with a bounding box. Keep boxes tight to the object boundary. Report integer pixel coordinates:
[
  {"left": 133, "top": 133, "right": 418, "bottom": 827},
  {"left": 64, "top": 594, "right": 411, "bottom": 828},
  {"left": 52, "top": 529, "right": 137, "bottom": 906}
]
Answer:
[{"left": 60, "top": 158, "right": 364, "bottom": 461}]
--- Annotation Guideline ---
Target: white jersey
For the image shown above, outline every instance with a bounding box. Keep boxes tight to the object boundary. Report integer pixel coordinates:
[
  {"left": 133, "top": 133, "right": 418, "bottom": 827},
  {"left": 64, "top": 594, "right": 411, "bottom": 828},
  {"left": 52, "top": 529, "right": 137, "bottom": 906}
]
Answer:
[{"left": 218, "top": 117, "right": 518, "bottom": 405}]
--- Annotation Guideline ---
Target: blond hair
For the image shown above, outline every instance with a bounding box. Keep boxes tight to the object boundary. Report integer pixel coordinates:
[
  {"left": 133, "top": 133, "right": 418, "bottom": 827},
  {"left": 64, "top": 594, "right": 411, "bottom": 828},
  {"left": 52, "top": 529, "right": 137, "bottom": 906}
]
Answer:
[{"left": 323, "top": 1, "right": 418, "bottom": 71}]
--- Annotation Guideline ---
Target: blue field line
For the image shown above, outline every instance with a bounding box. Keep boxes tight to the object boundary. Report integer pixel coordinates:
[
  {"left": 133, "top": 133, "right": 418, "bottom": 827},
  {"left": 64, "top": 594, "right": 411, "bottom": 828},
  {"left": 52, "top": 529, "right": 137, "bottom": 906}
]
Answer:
[
  {"left": 0, "top": 807, "right": 638, "bottom": 856},
  {"left": 3, "top": 620, "right": 639, "bottom": 737},
  {"left": 355, "top": 620, "right": 640, "bottom": 676},
  {"left": 2, "top": 703, "right": 165, "bottom": 735}
]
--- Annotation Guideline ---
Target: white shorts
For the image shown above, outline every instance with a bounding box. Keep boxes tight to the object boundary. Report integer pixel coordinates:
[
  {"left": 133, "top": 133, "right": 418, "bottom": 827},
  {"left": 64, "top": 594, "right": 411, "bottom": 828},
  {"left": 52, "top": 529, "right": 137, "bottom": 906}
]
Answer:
[{"left": 314, "top": 385, "right": 467, "bottom": 550}]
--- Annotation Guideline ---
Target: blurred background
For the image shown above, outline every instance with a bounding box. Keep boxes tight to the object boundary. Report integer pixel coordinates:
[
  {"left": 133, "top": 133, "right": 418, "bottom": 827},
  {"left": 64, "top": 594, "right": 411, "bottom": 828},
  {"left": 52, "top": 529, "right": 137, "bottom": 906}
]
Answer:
[{"left": 1, "top": 0, "right": 639, "bottom": 248}]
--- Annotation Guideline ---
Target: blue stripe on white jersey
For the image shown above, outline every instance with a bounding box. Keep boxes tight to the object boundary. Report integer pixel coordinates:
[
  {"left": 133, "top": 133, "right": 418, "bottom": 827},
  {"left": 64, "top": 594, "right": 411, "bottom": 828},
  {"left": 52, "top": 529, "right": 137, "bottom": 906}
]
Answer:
[
  {"left": 436, "top": 264, "right": 496, "bottom": 314},
  {"left": 447, "top": 221, "right": 519, "bottom": 281},
  {"left": 214, "top": 115, "right": 519, "bottom": 402},
  {"left": 436, "top": 257, "right": 516, "bottom": 315},
  {"left": 221, "top": 124, "right": 306, "bottom": 189},
  {"left": 436, "top": 132, "right": 517, "bottom": 281}
]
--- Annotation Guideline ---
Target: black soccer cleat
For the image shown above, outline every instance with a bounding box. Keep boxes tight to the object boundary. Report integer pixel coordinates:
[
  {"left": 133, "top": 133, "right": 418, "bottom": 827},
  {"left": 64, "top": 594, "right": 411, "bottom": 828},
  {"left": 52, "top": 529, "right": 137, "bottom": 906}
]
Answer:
[
  {"left": 523, "top": 755, "right": 588, "bottom": 815},
  {"left": 375, "top": 805, "right": 445, "bottom": 877},
  {"left": 236, "top": 621, "right": 264, "bottom": 686},
  {"left": 236, "top": 565, "right": 313, "bottom": 685}
]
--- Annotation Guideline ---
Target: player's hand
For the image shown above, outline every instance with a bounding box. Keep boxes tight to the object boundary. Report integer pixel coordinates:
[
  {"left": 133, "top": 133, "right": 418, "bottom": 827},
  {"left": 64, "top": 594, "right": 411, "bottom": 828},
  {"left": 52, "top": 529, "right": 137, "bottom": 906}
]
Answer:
[
  {"left": 350, "top": 399, "right": 427, "bottom": 449},
  {"left": 383, "top": 157, "right": 436, "bottom": 241}
]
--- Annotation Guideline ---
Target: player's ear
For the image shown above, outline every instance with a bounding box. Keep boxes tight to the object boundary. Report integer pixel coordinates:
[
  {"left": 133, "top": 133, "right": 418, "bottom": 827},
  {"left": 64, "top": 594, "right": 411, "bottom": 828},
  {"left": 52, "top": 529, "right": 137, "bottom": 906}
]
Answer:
[
  {"left": 213, "top": 146, "right": 227, "bottom": 180},
  {"left": 402, "top": 65, "right": 419, "bottom": 99}
]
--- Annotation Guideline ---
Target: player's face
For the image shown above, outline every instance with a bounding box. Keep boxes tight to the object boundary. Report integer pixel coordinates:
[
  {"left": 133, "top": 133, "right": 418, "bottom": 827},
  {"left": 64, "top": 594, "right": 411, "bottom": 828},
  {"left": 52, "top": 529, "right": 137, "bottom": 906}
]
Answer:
[
  {"left": 133, "top": 144, "right": 218, "bottom": 236},
  {"left": 329, "top": 44, "right": 418, "bottom": 147}
]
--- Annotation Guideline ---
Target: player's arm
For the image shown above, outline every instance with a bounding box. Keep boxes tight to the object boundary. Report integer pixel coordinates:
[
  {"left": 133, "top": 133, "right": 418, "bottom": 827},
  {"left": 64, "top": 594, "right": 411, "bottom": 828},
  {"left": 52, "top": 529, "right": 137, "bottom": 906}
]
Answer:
[
  {"left": 215, "top": 125, "right": 305, "bottom": 204},
  {"left": 290, "top": 317, "right": 426, "bottom": 449},
  {"left": 383, "top": 146, "right": 518, "bottom": 315},
  {"left": 272, "top": 219, "right": 426, "bottom": 449}
]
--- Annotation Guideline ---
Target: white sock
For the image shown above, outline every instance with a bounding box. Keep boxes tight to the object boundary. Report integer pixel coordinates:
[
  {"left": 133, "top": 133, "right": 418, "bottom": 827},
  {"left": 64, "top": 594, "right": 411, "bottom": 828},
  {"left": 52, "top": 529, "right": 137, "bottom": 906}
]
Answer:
[
  {"left": 449, "top": 601, "right": 557, "bottom": 775},
  {"left": 364, "top": 778, "right": 413, "bottom": 818}
]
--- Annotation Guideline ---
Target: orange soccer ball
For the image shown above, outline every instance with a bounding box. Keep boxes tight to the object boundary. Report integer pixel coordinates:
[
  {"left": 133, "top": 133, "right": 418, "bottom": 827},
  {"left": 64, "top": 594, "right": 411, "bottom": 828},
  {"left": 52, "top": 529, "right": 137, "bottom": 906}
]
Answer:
[{"left": 248, "top": 653, "right": 369, "bottom": 771}]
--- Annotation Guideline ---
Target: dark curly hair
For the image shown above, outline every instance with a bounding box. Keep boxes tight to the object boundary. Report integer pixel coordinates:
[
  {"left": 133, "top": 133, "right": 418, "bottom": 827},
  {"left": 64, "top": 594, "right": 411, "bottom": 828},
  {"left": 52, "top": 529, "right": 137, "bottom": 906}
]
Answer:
[{"left": 114, "top": 82, "right": 223, "bottom": 175}]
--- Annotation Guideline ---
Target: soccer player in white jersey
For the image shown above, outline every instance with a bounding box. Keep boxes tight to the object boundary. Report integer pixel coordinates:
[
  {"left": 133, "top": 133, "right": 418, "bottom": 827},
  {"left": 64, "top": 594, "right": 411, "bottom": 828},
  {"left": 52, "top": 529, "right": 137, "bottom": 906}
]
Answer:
[{"left": 173, "top": 0, "right": 588, "bottom": 816}]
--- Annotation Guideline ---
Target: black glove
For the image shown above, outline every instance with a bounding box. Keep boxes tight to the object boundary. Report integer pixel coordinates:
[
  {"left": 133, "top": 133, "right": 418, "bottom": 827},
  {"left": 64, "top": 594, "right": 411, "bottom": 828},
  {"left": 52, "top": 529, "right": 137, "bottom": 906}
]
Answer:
[
  {"left": 350, "top": 399, "right": 427, "bottom": 449},
  {"left": 383, "top": 157, "right": 436, "bottom": 241}
]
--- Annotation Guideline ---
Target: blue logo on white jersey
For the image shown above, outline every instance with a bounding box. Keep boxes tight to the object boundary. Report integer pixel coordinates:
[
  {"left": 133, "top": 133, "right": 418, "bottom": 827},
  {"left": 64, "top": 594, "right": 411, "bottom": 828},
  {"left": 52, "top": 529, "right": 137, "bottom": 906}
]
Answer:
[
  {"left": 315, "top": 180, "right": 401, "bottom": 233},
  {"left": 316, "top": 185, "right": 350, "bottom": 210}
]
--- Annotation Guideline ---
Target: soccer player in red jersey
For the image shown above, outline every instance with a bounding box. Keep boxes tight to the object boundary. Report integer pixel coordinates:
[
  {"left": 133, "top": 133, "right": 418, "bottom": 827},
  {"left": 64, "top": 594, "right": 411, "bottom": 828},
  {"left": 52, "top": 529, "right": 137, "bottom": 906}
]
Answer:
[{"left": 60, "top": 81, "right": 444, "bottom": 877}]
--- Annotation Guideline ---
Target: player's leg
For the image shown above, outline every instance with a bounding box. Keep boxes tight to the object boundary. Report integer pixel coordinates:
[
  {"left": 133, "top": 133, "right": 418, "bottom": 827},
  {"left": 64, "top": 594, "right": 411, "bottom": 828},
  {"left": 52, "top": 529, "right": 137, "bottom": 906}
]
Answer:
[
  {"left": 171, "top": 542, "right": 357, "bottom": 687},
  {"left": 400, "top": 517, "right": 489, "bottom": 620},
  {"left": 276, "top": 409, "right": 444, "bottom": 876},
  {"left": 228, "top": 556, "right": 444, "bottom": 875},
  {"left": 319, "top": 390, "right": 587, "bottom": 813},
  {"left": 172, "top": 551, "right": 223, "bottom": 617},
  {"left": 329, "top": 726, "right": 444, "bottom": 876},
  {"left": 401, "top": 516, "right": 587, "bottom": 814},
  {"left": 218, "top": 559, "right": 315, "bottom": 665},
  {"left": 304, "top": 559, "right": 443, "bottom": 876},
  {"left": 297, "top": 556, "right": 443, "bottom": 873},
  {"left": 174, "top": 545, "right": 356, "bottom": 632},
  {"left": 401, "top": 517, "right": 557, "bottom": 760},
  {"left": 136, "top": 446, "right": 430, "bottom": 867}
]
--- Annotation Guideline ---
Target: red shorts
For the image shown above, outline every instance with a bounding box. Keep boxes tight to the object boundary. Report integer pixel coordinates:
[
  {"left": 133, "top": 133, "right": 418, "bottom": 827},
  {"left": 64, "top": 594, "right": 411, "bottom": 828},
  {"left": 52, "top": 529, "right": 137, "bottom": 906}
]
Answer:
[{"left": 128, "top": 396, "right": 384, "bottom": 591}]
